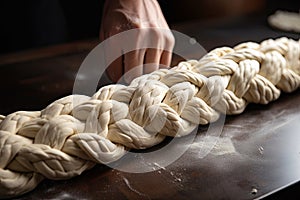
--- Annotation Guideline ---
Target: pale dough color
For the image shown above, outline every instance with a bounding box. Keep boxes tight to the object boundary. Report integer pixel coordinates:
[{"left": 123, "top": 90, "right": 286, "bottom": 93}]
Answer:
[
  {"left": 268, "top": 10, "right": 300, "bottom": 33},
  {"left": 0, "top": 37, "right": 300, "bottom": 198}
]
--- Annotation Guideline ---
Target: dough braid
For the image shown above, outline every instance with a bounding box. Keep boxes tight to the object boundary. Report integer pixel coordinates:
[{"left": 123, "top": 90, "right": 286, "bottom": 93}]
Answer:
[{"left": 1, "top": 37, "right": 299, "bottom": 198}]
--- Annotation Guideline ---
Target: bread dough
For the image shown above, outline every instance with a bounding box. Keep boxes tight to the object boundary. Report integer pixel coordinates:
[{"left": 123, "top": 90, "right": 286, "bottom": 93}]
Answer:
[
  {"left": 268, "top": 10, "right": 300, "bottom": 33},
  {"left": 0, "top": 37, "right": 299, "bottom": 198}
]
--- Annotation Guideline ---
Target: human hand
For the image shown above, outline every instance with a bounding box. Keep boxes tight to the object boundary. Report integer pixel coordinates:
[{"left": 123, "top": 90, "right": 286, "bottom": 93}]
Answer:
[{"left": 100, "top": 0, "right": 175, "bottom": 83}]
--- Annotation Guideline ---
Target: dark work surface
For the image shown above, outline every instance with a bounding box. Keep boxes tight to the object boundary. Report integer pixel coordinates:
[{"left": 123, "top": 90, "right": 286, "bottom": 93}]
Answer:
[{"left": 0, "top": 15, "right": 300, "bottom": 199}]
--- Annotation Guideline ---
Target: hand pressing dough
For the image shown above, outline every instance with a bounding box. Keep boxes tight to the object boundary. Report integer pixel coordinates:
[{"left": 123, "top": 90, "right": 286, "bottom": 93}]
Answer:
[{"left": 0, "top": 37, "right": 300, "bottom": 198}]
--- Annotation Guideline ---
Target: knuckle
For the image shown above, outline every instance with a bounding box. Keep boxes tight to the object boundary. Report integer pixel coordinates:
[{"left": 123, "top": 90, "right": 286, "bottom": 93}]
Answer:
[
  {"left": 166, "top": 33, "right": 175, "bottom": 46},
  {"left": 150, "top": 29, "right": 161, "bottom": 39}
]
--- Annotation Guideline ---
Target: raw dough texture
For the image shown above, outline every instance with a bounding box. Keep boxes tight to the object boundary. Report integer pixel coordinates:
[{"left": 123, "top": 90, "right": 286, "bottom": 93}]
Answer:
[
  {"left": 268, "top": 10, "right": 300, "bottom": 33},
  {"left": 0, "top": 37, "right": 299, "bottom": 198}
]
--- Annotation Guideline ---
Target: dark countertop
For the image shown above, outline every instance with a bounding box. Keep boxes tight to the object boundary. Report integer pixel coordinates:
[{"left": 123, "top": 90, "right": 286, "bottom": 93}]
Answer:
[{"left": 0, "top": 14, "right": 300, "bottom": 200}]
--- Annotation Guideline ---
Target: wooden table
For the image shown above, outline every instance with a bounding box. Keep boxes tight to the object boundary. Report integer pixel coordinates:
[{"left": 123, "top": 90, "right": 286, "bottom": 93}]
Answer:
[{"left": 1, "top": 15, "right": 300, "bottom": 199}]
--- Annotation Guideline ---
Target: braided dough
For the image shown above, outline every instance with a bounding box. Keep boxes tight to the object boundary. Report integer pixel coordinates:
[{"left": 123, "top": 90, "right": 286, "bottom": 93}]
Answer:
[{"left": 0, "top": 37, "right": 300, "bottom": 198}]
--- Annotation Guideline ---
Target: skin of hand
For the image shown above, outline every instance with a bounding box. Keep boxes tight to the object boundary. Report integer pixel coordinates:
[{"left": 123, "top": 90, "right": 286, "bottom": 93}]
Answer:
[{"left": 100, "top": 0, "right": 175, "bottom": 83}]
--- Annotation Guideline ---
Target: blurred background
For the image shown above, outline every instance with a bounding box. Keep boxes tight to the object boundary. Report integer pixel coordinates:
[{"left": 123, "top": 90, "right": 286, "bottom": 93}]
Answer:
[{"left": 0, "top": 0, "right": 299, "bottom": 54}]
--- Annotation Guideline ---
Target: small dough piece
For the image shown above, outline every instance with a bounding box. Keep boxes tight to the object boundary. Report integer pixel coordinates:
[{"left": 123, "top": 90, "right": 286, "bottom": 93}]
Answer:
[{"left": 268, "top": 10, "right": 300, "bottom": 33}]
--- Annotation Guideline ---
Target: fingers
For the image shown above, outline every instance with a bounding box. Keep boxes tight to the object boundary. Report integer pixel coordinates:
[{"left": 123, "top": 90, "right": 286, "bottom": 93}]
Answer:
[
  {"left": 102, "top": 28, "right": 175, "bottom": 84},
  {"left": 124, "top": 50, "right": 145, "bottom": 83},
  {"left": 144, "top": 49, "right": 161, "bottom": 74},
  {"left": 142, "top": 29, "right": 175, "bottom": 74},
  {"left": 105, "top": 48, "right": 172, "bottom": 84},
  {"left": 160, "top": 50, "right": 172, "bottom": 69},
  {"left": 106, "top": 56, "right": 123, "bottom": 83},
  {"left": 103, "top": 34, "right": 124, "bottom": 83},
  {"left": 121, "top": 32, "right": 174, "bottom": 83},
  {"left": 160, "top": 31, "right": 175, "bottom": 68}
]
